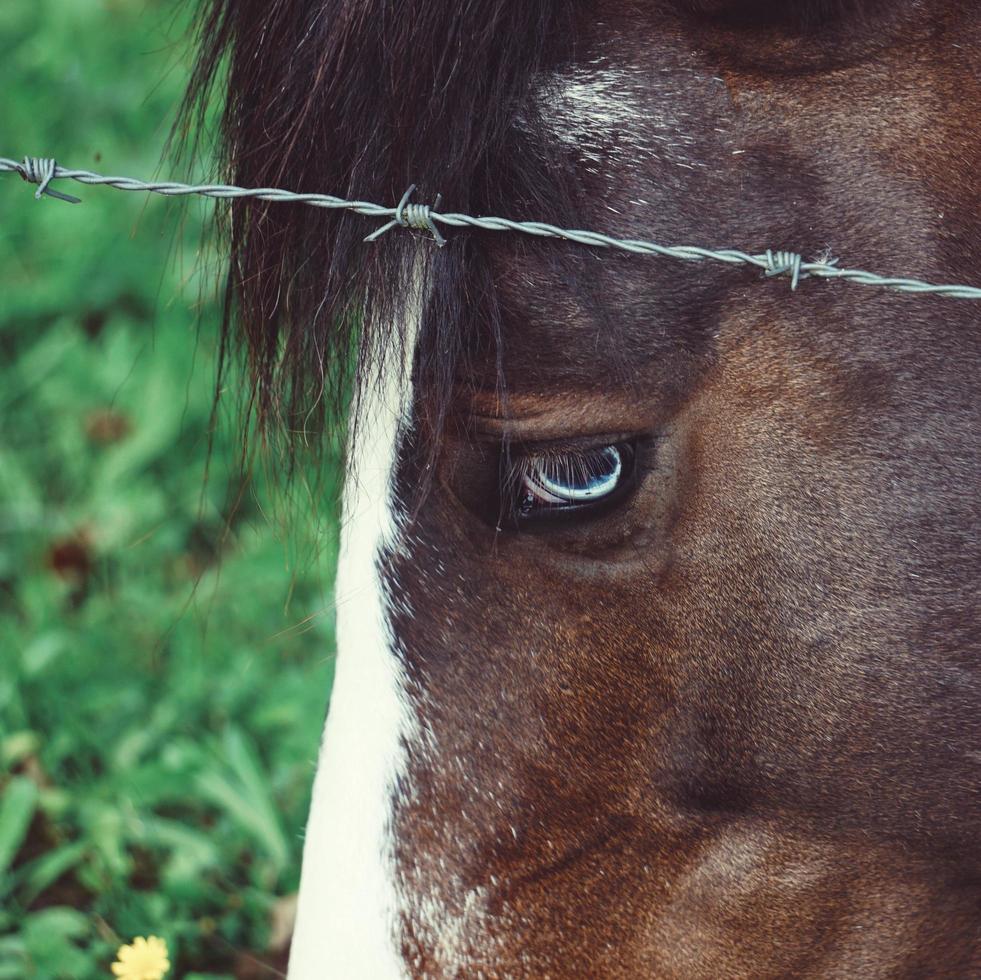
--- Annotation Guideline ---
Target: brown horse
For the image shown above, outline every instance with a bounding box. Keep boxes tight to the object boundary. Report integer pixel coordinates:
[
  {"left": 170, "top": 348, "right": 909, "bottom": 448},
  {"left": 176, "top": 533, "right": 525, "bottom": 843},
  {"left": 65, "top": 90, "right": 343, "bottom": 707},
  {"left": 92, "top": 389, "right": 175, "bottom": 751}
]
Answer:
[{"left": 186, "top": 0, "right": 980, "bottom": 975}]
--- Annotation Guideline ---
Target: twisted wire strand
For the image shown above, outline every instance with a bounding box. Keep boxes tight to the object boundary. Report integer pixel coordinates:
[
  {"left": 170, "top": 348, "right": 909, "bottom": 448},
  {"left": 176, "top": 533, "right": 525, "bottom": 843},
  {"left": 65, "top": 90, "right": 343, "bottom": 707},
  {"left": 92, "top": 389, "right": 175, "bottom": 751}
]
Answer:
[{"left": 3, "top": 155, "right": 980, "bottom": 300}]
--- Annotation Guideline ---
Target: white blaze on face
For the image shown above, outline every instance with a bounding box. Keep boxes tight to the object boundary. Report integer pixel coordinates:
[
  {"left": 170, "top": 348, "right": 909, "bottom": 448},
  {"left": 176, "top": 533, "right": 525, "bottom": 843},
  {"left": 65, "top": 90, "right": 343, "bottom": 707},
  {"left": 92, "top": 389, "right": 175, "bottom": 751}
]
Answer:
[{"left": 289, "top": 284, "right": 423, "bottom": 978}]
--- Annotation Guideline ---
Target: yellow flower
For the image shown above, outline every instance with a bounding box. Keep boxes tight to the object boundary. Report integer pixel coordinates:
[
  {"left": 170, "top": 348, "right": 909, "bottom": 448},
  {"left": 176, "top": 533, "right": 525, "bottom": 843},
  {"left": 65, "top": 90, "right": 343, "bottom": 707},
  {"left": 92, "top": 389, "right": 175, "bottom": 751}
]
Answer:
[{"left": 110, "top": 936, "right": 170, "bottom": 980}]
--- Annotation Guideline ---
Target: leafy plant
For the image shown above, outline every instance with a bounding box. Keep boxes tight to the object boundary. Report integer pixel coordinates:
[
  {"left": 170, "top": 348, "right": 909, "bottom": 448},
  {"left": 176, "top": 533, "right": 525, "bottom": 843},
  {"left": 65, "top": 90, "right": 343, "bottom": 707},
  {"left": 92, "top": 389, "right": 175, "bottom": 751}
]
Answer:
[{"left": 0, "top": 1, "right": 338, "bottom": 975}]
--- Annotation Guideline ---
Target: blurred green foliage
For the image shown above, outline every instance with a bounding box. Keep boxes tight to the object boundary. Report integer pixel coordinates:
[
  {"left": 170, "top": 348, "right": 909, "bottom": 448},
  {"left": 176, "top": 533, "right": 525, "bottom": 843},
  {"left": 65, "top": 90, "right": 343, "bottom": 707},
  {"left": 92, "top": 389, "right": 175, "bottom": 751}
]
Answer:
[{"left": 0, "top": 1, "right": 338, "bottom": 976}]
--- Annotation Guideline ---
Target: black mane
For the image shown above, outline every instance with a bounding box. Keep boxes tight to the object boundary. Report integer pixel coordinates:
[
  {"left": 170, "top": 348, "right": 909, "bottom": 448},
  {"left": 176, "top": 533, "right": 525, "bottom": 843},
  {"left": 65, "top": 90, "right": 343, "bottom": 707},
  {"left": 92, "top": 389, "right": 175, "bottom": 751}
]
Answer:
[{"left": 180, "top": 0, "right": 579, "bottom": 443}]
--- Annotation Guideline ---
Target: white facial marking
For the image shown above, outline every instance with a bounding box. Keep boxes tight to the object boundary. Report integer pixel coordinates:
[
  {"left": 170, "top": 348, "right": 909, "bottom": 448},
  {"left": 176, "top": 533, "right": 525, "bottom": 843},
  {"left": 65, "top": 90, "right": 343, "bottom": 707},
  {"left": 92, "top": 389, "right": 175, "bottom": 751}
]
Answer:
[
  {"left": 541, "top": 63, "right": 713, "bottom": 175},
  {"left": 288, "top": 279, "right": 423, "bottom": 978}
]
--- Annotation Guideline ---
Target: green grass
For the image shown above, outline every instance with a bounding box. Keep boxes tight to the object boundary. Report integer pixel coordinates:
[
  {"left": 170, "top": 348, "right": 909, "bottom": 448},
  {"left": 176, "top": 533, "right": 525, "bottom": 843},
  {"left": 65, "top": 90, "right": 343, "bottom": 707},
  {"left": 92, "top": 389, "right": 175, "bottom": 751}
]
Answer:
[{"left": 0, "top": 1, "right": 338, "bottom": 976}]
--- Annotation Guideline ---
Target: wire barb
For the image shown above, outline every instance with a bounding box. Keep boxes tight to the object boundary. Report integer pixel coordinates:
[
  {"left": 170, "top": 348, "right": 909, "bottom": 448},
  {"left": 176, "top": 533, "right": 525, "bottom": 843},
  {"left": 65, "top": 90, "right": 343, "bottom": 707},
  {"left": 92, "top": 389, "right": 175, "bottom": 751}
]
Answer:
[
  {"left": 364, "top": 185, "right": 447, "bottom": 246},
  {"left": 18, "top": 157, "right": 82, "bottom": 204},
  {"left": 762, "top": 249, "right": 805, "bottom": 290}
]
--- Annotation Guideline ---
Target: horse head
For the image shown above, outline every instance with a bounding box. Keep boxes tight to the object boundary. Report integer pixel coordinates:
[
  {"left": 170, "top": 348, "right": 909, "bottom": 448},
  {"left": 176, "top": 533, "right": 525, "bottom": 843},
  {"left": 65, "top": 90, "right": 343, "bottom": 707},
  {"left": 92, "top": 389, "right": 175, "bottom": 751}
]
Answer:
[{"left": 188, "top": 0, "right": 980, "bottom": 974}]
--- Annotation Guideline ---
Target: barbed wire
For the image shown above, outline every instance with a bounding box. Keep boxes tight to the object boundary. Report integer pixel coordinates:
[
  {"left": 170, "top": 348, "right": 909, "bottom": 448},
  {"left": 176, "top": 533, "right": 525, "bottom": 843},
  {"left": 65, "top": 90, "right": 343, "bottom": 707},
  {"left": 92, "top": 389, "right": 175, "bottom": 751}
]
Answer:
[{"left": 3, "top": 155, "right": 980, "bottom": 301}]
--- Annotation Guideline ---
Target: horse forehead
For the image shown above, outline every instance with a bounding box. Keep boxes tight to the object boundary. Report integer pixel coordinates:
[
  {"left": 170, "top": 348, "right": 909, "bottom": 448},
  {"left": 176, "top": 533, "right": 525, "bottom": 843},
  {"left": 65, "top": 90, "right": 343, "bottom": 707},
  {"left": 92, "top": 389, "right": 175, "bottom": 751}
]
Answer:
[
  {"left": 501, "top": 12, "right": 978, "bottom": 375},
  {"left": 538, "top": 53, "right": 730, "bottom": 177},
  {"left": 485, "top": 66, "right": 733, "bottom": 388},
  {"left": 542, "top": 61, "right": 712, "bottom": 145}
]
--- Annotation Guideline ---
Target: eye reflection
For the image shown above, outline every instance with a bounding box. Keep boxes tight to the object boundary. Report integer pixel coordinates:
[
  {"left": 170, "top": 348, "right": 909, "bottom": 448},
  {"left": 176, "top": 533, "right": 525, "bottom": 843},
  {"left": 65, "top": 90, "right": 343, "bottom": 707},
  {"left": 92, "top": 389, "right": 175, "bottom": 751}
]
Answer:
[
  {"left": 520, "top": 445, "right": 623, "bottom": 508},
  {"left": 505, "top": 441, "right": 637, "bottom": 526}
]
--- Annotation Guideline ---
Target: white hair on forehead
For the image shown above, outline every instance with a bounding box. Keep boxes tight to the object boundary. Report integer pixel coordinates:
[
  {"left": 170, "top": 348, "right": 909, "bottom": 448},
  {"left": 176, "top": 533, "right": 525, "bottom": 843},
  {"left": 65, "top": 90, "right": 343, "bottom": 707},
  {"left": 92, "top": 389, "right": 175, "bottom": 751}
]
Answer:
[
  {"left": 538, "top": 62, "right": 712, "bottom": 174},
  {"left": 288, "top": 269, "right": 425, "bottom": 979}
]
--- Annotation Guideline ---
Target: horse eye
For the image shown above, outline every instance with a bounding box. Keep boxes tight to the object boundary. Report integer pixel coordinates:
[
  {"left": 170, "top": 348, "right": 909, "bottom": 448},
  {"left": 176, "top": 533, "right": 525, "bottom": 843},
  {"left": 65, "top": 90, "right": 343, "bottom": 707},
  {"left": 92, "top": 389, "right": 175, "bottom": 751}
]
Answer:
[{"left": 503, "top": 441, "right": 638, "bottom": 529}]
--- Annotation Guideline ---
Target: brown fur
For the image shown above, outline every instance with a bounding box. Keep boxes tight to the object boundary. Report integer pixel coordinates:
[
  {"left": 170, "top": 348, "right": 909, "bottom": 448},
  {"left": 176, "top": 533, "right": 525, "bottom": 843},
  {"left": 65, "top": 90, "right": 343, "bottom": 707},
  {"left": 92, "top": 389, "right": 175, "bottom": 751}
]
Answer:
[{"left": 390, "top": 2, "right": 981, "bottom": 975}]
